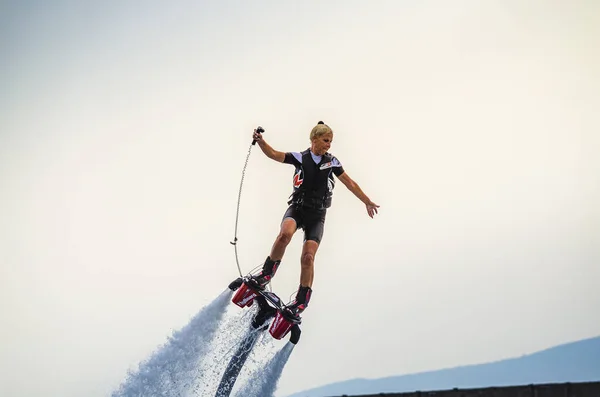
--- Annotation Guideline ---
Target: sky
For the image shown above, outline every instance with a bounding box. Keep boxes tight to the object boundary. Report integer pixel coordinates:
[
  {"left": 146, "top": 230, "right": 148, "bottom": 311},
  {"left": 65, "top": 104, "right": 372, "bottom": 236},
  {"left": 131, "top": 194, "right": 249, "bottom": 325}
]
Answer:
[{"left": 1, "top": 0, "right": 599, "bottom": 396}]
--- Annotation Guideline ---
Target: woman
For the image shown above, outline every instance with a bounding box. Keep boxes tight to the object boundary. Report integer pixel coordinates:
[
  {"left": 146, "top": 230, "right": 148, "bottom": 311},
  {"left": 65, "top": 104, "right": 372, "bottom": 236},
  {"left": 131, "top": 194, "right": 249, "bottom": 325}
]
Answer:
[{"left": 249, "top": 121, "right": 379, "bottom": 316}]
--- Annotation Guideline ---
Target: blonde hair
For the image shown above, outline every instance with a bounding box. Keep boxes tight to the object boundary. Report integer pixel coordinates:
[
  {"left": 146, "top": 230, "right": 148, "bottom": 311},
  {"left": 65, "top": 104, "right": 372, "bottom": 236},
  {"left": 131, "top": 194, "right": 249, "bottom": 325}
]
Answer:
[{"left": 310, "top": 121, "right": 333, "bottom": 141}]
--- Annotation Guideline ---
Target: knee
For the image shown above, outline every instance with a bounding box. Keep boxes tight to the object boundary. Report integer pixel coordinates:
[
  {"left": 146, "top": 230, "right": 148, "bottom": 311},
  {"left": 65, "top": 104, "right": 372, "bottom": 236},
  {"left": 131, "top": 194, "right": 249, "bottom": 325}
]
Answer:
[
  {"left": 301, "top": 251, "right": 315, "bottom": 267},
  {"left": 276, "top": 231, "right": 293, "bottom": 246}
]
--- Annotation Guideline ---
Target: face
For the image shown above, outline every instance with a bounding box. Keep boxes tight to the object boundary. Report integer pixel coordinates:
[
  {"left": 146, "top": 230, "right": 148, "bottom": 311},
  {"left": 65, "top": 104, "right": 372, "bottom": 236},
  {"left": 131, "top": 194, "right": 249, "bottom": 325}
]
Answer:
[{"left": 311, "top": 133, "right": 333, "bottom": 156}]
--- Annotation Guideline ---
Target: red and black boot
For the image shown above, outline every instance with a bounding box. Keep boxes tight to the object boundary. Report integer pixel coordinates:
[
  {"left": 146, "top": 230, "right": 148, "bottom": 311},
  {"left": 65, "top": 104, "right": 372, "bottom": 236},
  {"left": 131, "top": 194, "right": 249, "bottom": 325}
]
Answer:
[
  {"left": 247, "top": 256, "right": 281, "bottom": 290},
  {"left": 286, "top": 285, "right": 312, "bottom": 317}
]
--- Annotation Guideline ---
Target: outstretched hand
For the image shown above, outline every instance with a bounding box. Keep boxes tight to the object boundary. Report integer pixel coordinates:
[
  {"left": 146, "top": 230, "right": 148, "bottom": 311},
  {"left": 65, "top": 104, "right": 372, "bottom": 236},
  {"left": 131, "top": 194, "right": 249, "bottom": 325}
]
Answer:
[{"left": 365, "top": 201, "right": 380, "bottom": 218}]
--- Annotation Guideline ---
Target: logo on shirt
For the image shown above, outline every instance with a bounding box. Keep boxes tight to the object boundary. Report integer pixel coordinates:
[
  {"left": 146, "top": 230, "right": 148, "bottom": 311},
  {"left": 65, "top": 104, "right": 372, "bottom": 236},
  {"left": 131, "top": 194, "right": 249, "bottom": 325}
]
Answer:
[
  {"left": 320, "top": 162, "right": 333, "bottom": 170},
  {"left": 293, "top": 169, "right": 303, "bottom": 188},
  {"left": 328, "top": 176, "right": 335, "bottom": 192}
]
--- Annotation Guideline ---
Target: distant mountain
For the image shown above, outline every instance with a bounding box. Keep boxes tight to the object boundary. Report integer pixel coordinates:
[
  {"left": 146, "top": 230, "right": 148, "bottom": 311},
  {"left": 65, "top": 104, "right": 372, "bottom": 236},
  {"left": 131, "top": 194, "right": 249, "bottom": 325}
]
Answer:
[{"left": 286, "top": 336, "right": 600, "bottom": 397}]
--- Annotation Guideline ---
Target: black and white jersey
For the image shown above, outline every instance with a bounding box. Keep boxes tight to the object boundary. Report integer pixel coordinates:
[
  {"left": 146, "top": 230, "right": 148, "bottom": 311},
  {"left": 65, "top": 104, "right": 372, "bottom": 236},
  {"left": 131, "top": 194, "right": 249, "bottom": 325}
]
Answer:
[{"left": 283, "top": 149, "right": 344, "bottom": 209}]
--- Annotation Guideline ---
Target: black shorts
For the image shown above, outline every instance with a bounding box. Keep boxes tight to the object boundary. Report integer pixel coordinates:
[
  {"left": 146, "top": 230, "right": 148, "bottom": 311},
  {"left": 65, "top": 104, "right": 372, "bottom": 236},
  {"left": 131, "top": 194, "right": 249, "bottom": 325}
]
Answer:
[{"left": 282, "top": 205, "right": 327, "bottom": 244}]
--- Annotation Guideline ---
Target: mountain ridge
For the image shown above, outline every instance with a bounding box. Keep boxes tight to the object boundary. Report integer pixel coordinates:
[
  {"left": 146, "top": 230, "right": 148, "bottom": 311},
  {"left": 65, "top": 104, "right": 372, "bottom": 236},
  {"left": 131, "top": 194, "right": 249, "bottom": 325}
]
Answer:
[{"left": 286, "top": 335, "right": 600, "bottom": 397}]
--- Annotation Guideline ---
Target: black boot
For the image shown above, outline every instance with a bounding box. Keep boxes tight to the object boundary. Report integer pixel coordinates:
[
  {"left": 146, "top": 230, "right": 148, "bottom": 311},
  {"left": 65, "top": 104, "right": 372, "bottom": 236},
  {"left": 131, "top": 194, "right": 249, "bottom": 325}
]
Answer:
[
  {"left": 248, "top": 256, "right": 280, "bottom": 289},
  {"left": 287, "top": 285, "right": 312, "bottom": 316}
]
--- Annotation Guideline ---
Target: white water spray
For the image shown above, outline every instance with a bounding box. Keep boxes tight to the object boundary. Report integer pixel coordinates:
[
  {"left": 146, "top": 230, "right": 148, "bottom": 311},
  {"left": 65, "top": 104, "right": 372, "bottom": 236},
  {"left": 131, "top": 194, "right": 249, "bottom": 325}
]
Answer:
[
  {"left": 111, "top": 287, "right": 297, "bottom": 397},
  {"left": 111, "top": 289, "right": 233, "bottom": 397},
  {"left": 190, "top": 307, "right": 259, "bottom": 396},
  {"left": 234, "top": 341, "right": 295, "bottom": 397}
]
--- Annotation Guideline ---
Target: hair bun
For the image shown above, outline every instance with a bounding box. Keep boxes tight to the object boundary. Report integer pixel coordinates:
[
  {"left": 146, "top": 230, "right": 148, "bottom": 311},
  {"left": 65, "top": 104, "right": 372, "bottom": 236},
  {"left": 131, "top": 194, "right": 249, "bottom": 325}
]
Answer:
[{"left": 318, "top": 121, "right": 324, "bottom": 124}]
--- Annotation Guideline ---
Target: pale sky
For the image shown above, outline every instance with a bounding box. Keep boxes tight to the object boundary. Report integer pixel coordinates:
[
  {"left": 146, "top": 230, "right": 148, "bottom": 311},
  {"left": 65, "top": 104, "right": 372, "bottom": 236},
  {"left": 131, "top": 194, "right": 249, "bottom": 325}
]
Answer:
[{"left": 1, "top": 1, "right": 599, "bottom": 396}]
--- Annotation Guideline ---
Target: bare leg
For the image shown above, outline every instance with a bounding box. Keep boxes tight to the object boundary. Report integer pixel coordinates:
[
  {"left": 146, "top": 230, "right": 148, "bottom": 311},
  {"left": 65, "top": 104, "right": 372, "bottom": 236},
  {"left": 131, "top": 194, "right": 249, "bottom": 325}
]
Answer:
[
  {"left": 299, "top": 240, "right": 319, "bottom": 288},
  {"left": 270, "top": 218, "right": 297, "bottom": 261}
]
